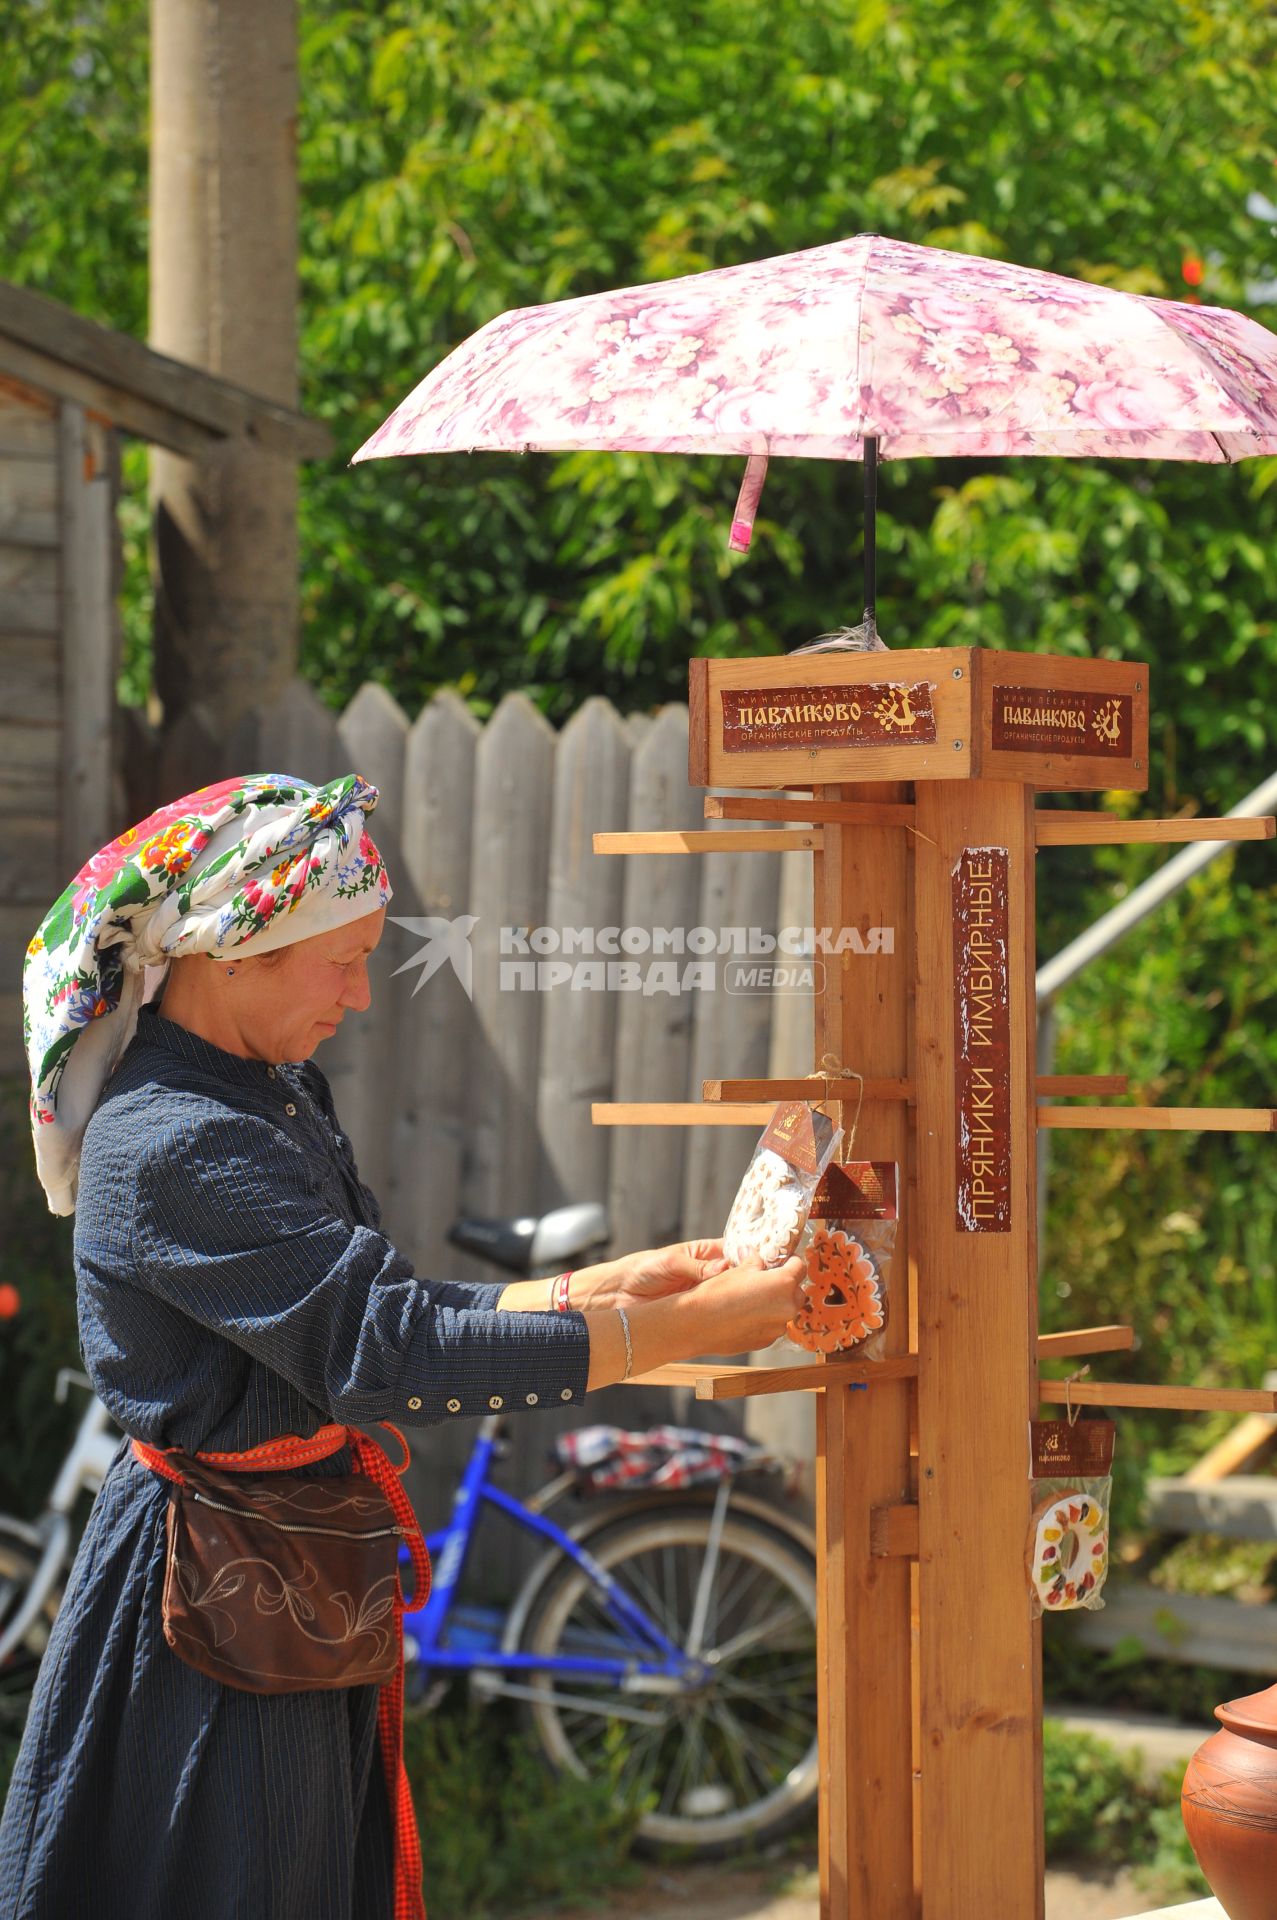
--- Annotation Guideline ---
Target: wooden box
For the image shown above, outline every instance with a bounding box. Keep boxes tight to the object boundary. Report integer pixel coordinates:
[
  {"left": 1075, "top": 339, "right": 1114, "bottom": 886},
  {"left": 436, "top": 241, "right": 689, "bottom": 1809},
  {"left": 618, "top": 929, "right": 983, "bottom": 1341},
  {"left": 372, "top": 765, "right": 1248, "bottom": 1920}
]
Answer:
[{"left": 688, "top": 647, "right": 1148, "bottom": 792}]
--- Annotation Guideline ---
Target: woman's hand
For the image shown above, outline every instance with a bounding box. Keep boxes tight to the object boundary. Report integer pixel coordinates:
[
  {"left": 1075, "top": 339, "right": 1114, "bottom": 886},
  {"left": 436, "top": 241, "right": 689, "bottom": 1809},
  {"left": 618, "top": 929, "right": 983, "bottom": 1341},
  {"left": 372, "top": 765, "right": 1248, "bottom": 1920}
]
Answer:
[
  {"left": 677, "top": 1252, "right": 808, "bottom": 1356},
  {"left": 584, "top": 1251, "right": 807, "bottom": 1392},
  {"left": 574, "top": 1239, "right": 731, "bottom": 1311}
]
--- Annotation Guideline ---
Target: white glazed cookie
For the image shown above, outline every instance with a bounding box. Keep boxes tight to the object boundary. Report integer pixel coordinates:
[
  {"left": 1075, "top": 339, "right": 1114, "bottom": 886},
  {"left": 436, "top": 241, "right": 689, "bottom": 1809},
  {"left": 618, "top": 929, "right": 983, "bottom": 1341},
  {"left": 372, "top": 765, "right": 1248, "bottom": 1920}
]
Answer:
[{"left": 723, "top": 1148, "right": 810, "bottom": 1267}]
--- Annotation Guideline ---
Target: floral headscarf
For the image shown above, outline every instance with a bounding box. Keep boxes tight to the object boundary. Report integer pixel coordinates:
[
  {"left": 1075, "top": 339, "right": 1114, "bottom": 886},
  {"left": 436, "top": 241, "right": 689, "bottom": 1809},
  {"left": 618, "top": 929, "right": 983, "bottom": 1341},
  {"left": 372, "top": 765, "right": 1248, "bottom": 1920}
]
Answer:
[{"left": 23, "top": 771, "right": 392, "bottom": 1215}]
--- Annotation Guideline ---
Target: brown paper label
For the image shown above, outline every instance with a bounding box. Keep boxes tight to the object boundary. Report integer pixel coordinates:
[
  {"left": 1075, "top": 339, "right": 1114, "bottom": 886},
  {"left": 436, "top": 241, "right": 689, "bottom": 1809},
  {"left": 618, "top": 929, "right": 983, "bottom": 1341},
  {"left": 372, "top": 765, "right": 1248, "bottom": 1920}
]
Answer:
[
  {"left": 721, "top": 681, "right": 938, "bottom": 752},
  {"left": 760, "top": 1102, "right": 835, "bottom": 1175},
  {"left": 991, "top": 685, "right": 1133, "bottom": 757},
  {"left": 1031, "top": 1419, "right": 1116, "bottom": 1479},
  {"left": 810, "top": 1161, "right": 899, "bottom": 1220},
  {"left": 953, "top": 847, "right": 1011, "bottom": 1233}
]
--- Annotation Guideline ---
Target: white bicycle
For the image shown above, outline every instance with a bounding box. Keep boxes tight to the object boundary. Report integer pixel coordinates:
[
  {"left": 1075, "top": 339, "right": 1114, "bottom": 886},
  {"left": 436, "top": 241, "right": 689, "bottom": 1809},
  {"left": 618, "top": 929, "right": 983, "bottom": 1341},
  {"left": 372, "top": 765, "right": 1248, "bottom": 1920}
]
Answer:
[{"left": 0, "top": 1367, "right": 120, "bottom": 1726}]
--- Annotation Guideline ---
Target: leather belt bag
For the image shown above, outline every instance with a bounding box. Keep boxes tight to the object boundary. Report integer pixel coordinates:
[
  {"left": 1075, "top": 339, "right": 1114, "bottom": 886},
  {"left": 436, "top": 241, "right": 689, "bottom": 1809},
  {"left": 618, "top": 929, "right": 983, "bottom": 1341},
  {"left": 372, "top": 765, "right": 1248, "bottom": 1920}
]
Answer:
[{"left": 137, "top": 1445, "right": 410, "bottom": 1693}]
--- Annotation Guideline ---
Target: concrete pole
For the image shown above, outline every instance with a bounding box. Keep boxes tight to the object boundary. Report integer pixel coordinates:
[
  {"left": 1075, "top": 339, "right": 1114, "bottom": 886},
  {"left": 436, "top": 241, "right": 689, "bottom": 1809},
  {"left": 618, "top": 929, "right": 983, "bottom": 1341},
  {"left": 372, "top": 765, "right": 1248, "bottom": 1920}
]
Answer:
[{"left": 149, "top": 0, "right": 300, "bottom": 775}]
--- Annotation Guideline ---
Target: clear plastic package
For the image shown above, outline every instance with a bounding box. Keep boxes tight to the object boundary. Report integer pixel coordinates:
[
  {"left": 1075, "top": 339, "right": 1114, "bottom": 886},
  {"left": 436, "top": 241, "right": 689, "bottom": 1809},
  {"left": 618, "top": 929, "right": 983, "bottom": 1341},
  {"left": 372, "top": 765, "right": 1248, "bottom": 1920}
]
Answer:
[
  {"left": 787, "top": 1161, "right": 898, "bottom": 1359},
  {"left": 1027, "top": 1418, "right": 1114, "bottom": 1615},
  {"left": 722, "top": 1102, "right": 842, "bottom": 1269}
]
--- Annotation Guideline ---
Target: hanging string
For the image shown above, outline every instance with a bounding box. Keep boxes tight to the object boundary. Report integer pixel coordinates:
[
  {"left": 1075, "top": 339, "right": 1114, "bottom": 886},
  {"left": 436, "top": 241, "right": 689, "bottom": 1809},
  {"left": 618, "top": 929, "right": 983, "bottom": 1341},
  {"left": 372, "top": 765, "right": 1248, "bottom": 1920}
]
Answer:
[
  {"left": 1064, "top": 1365, "right": 1091, "bottom": 1428},
  {"left": 805, "top": 1053, "right": 864, "bottom": 1158}
]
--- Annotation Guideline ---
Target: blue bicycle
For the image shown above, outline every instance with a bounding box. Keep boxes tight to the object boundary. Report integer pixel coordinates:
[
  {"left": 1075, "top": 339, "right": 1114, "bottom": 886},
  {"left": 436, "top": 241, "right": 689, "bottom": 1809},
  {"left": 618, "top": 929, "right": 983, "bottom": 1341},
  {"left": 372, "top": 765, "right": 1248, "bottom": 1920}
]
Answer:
[{"left": 400, "top": 1204, "right": 820, "bottom": 1857}]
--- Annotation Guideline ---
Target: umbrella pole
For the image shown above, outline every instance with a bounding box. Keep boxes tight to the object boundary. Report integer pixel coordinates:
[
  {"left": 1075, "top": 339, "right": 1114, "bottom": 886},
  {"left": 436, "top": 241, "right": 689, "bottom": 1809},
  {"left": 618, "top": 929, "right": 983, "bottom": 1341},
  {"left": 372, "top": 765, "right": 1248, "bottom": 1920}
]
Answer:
[{"left": 863, "top": 434, "right": 878, "bottom": 632}]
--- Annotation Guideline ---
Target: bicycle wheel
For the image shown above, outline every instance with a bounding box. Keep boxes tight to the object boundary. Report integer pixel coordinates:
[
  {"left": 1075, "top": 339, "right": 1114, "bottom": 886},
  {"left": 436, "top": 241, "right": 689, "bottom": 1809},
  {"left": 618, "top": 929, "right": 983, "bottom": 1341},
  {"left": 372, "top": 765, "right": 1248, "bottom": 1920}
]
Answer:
[
  {"left": 520, "top": 1506, "right": 818, "bottom": 1856},
  {"left": 0, "top": 1539, "right": 60, "bottom": 1730}
]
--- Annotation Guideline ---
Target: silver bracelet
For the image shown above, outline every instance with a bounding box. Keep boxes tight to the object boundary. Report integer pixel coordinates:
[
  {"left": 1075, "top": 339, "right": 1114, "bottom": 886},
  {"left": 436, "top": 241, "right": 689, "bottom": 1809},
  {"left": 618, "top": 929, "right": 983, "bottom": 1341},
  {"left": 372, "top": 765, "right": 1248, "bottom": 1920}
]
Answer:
[{"left": 616, "top": 1304, "right": 634, "bottom": 1382}]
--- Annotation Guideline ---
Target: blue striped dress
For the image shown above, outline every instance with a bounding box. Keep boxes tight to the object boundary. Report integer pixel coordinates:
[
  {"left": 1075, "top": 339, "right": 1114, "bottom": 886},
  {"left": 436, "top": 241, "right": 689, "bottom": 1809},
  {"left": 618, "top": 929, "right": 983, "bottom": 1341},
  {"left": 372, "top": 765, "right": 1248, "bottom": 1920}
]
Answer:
[{"left": 0, "top": 1004, "right": 592, "bottom": 1919}]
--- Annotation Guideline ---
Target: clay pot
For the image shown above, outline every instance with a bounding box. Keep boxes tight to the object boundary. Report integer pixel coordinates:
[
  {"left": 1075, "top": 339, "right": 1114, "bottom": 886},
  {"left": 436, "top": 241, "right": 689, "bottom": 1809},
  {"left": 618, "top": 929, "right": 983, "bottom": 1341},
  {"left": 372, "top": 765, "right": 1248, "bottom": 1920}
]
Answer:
[{"left": 1181, "top": 1681, "right": 1277, "bottom": 1920}]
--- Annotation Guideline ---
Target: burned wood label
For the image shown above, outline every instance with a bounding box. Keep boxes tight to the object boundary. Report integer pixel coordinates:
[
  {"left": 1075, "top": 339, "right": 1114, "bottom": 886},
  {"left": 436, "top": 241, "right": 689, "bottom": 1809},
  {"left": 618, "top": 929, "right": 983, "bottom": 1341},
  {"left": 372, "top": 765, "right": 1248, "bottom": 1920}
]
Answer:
[
  {"left": 953, "top": 846, "right": 1011, "bottom": 1232},
  {"left": 990, "top": 684, "right": 1133, "bottom": 756},
  {"left": 720, "top": 681, "right": 937, "bottom": 751}
]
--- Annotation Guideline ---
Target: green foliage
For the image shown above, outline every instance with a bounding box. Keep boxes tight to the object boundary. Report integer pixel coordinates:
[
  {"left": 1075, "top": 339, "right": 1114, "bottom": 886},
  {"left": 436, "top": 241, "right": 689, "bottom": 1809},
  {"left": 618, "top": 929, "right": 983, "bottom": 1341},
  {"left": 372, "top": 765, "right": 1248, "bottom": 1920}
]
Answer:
[
  {"left": 1141, "top": 1793, "right": 1212, "bottom": 1902},
  {"left": 4, "top": 0, "right": 1277, "bottom": 809},
  {"left": 1043, "top": 1623, "right": 1252, "bottom": 1724},
  {"left": 291, "top": 0, "right": 1277, "bottom": 783},
  {"left": 1040, "top": 847, "right": 1277, "bottom": 1537},
  {"left": 1042, "top": 1721, "right": 1209, "bottom": 1898},
  {"left": 0, "top": 0, "right": 147, "bottom": 325},
  {"left": 402, "top": 1700, "right": 640, "bottom": 1916},
  {"left": 1042, "top": 1719, "right": 1150, "bottom": 1861},
  {"left": 1151, "top": 1533, "right": 1277, "bottom": 1600}
]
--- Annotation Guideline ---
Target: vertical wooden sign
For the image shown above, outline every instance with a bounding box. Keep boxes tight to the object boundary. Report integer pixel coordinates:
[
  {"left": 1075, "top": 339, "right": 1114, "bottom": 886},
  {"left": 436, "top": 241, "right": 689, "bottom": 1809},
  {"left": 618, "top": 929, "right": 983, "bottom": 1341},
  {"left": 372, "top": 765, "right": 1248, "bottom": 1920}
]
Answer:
[
  {"left": 952, "top": 847, "right": 1011, "bottom": 1233},
  {"left": 913, "top": 781, "right": 1042, "bottom": 1920}
]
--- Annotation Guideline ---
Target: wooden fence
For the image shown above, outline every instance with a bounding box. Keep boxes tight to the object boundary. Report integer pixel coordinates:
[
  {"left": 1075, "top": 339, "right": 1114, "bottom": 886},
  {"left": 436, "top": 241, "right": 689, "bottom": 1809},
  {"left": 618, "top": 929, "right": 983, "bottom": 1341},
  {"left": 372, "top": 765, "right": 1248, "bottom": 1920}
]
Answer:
[{"left": 222, "top": 677, "right": 819, "bottom": 1584}]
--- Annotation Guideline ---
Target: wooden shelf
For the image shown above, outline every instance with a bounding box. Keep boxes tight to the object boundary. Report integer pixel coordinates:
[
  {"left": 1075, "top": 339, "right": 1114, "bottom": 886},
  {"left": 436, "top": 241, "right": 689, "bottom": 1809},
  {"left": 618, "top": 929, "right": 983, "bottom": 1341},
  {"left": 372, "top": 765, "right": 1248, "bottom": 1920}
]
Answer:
[
  {"left": 1039, "top": 1325, "right": 1135, "bottom": 1359},
  {"left": 703, "top": 1074, "right": 1128, "bottom": 1104},
  {"left": 629, "top": 1330, "right": 1134, "bottom": 1401},
  {"left": 594, "top": 1101, "right": 776, "bottom": 1126},
  {"left": 1040, "top": 1379, "right": 1277, "bottom": 1414},
  {"left": 1039, "top": 1106, "right": 1276, "bottom": 1133},
  {"left": 696, "top": 795, "right": 1274, "bottom": 848},
  {"left": 1182, "top": 1379, "right": 1277, "bottom": 1485},
  {"left": 1038, "top": 1075, "right": 1130, "bottom": 1098},
  {"left": 704, "top": 795, "right": 917, "bottom": 827},
  {"left": 597, "top": 1090, "right": 1228, "bottom": 1128},
  {"left": 628, "top": 1356, "right": 918, "bottom": 1400},
  {"left": 703, "top": 1076, "right": 913, "bottom": 1104},
  {"left": 1036, "top": 812, "right": 1274, "bottom": 846},
  {"left": 593, "top": 828, "right": 820, "bottom": 855}
]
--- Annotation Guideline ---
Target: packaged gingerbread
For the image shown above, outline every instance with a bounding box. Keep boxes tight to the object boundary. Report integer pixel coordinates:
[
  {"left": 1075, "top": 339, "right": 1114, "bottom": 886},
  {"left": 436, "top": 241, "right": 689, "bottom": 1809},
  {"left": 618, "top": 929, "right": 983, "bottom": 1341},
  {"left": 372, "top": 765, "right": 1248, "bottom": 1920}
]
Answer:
[
  {"left": 1027, "top": 1417, "right": 1114, "bottom": 1616},
  {"left": 787, "top": 1161, "right": 898, "bottom": 1359},
  {"left": 722, "top": 1102, "right": 841, "bottom": 1269}
]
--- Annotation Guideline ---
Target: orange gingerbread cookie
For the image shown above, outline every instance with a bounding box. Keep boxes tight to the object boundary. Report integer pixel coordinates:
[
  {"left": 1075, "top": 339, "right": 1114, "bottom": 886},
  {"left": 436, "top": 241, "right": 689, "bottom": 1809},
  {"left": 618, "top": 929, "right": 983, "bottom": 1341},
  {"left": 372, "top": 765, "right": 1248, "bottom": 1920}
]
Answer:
[{"left": 787, "top": 1225, "right": 887, "bottom": 1355}]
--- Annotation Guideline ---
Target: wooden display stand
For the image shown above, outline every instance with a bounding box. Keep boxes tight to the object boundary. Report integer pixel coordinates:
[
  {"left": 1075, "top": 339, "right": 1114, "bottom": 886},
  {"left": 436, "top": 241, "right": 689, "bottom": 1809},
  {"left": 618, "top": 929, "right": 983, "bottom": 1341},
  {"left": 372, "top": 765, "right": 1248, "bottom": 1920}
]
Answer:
[{"left": 597, "top": 647, "right": 1275, "bottom": 1919}]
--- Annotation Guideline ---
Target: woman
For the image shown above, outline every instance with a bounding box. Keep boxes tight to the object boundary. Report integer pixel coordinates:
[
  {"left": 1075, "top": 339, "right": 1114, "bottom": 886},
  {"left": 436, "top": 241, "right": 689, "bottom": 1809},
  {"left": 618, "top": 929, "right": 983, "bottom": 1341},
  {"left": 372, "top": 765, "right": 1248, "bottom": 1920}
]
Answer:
[{"left": 1, "top": 772, "right": 804, "bottom": 1920}]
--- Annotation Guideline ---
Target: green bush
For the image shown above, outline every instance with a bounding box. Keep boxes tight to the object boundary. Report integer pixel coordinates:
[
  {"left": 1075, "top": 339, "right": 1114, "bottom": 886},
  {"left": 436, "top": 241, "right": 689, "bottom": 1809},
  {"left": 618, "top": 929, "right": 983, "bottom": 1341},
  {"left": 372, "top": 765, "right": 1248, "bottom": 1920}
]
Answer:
[
  {"left": 1043, "top": 1719, "right": 1150, "bottom": 1861},
  {"left": 1043, "top": 1622, "right": 1257, "bottom": 1727},
  {"left": 403, "top": 1699, "right": 642, "bottom": 1916},
  {"left": 404, "top": 1712, "right": 1212, "bottom": 1904},
  {"left": 1141, "top": 1793, "right": 1212, "bottom": 1903},
  {"left": 1040, "top": 847, "right": 1277, "bottom": 1543},
  {"left": 1042, "top": 1721, "right": 1210, "bottom": 1899}
]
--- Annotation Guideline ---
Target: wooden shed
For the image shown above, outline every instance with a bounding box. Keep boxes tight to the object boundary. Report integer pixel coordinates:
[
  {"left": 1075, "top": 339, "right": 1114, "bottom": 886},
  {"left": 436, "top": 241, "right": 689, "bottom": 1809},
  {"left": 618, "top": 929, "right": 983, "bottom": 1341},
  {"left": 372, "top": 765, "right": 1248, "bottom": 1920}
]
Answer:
[{"left": 0, "top": 280, "right": 329, "bottom": 1074}]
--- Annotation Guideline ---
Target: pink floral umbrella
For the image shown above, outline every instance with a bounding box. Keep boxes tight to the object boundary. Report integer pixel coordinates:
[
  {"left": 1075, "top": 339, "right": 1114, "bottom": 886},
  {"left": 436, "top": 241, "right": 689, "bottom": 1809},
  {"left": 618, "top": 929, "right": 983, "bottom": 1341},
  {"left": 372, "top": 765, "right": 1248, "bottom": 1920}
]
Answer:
[{"left": 352, "top": 233, "right": 1277, "bottom": 624}]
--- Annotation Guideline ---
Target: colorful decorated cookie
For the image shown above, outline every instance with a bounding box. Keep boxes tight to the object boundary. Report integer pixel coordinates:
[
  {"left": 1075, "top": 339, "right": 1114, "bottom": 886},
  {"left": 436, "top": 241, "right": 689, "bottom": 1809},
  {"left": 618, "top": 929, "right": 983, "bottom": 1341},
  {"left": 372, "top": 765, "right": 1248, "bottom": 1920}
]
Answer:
[
  {"left": 1029, "top": 1489, "right": 1109, "bottom": 1610},
  {"left": 787, "top": 1226, "right": 887, "bottom": 1355}
]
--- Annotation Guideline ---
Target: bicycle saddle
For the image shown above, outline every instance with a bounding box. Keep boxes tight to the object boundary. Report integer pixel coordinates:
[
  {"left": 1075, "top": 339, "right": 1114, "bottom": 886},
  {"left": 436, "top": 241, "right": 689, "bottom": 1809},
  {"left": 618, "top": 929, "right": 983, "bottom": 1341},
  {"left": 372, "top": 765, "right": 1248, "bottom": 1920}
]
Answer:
[{"left": 447, "top": 1201, "right": 610, "bottom": 1274}]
